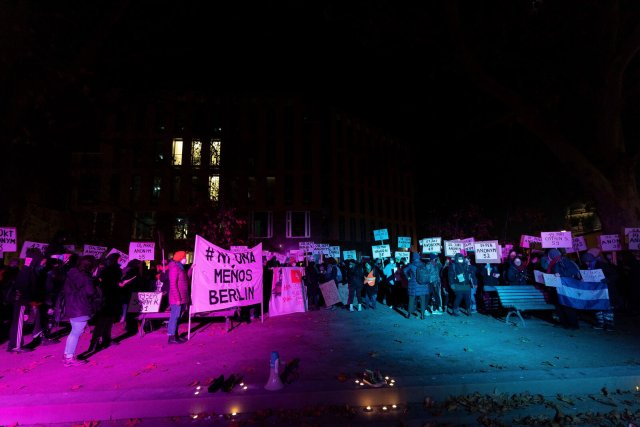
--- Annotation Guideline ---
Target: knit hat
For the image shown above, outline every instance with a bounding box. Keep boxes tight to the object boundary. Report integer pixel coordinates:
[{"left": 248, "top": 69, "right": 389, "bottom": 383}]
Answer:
[
  {"left": 547, "top": 248, "right": 562, "bottom": 259},
  {"left": 173, "top": 251, "right": 187, "bottom": 262},
  {"left": 580, "top": 252, "right": 596, "bottom": 264}
]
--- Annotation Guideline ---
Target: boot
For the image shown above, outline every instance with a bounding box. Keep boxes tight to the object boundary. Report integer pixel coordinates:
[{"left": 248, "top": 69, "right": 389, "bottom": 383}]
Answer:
[
  {"left": 357, "top": 304, "right": 362, "bottom": 312},
  {"left": 87, "top": 338, "right": 99, "bottom": 353},
  {"left": 349, "top": 304, "right": 354, "bottom": 312}
]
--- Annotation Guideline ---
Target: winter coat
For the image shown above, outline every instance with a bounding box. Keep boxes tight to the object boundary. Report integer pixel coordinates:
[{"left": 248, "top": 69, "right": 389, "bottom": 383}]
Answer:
[
  {"left": 480, "top": 264, "right": 500, "bottom": 287},
  {"left": 448, "top": 253, "right": 472, "bottom": 291},
  {"left": 63, "top": 267, "right": 96, "bottom": 319},
  {"left": 97, "top": 263, "right": 123, "bottom": 317},
  {"left": 403, "top": 252, "right": 430, "bottom": 297},
  {"left": 347, "top": 263, "right": 364, "bottom": 289},
  {"left": 168, "top": 261, "right": 189, "bottom": 305},
  {"left": 506, "top": 265, "right": 528, "bottom": 285}
]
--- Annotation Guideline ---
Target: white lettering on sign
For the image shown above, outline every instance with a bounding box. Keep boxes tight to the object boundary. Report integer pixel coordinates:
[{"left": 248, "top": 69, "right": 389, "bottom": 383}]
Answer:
[
  {"left": 373, "top": 229, "right": 389, "bottom": 241},
  {"left": 230, "top": 246, "right": 249, "bottom": 253},
  {"left": 460, "top": 237, "right": 475, "bottom": 252},
  {"left": 541, "top": 231, "right": 573, "bottom": 248},
  {"left": 473, "top": 241, "right": 500, "bottom": 263},
  {"left": 328, "top": 246, "right": 341, "bottom": 259},
  {"left": 599, "top": 234, "right": 621, "bottom": 252},
  {"left": 299, "top": 241, "right": 315, "bottom": 251},
  {"left": 0, "top": 227, "right": 18, "bottom": 252},
  {"left": 421, "top": 237, "right": 442, "bottom": 254},
  {"left": 397, "top": 236, "right": 411, "bottom": 249}
]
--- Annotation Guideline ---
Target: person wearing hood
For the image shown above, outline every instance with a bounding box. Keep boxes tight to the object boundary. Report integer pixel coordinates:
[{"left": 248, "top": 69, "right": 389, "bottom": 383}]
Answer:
[
  {"left": 580, "top": 251, "right": 618, "bottom": 331},
  {"left": 7, "top": 248, "right": 46, "bottom": 353},
  {"left": 402, "top": 252, "right": 430, "bottom": 319},
  {"left": 346, "top": 259, "right": 364, "bottom": 311},
  {"left": 448, "top": 253, "right": 473, "bottom": 316},
  {"left": 167, "top": 251, "right": 190, "bottom": 344},
  {"left": 506, "top": 257, "right": 529, "bottom": 286},
  {"left": 547, "top": 248, "right": 581, "bottom": 329}
]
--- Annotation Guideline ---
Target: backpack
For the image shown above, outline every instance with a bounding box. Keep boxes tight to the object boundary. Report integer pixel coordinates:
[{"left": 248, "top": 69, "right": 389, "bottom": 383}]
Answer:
[{"left": 415, "top": 263, "right": 430, "bottom": 285}]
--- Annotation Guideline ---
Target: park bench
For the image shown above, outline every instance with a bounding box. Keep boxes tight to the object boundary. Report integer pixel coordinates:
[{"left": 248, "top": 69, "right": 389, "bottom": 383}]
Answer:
[{"left": 493, "top": 285, "right": 555, "bottom": 327}]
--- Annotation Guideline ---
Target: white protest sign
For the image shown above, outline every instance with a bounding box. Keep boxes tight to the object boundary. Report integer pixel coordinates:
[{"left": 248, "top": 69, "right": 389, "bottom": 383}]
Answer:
[
  {"left": 230, "top": 246, "right": 249, "bottom": 253},
  {"left": 397, "top": 236, "right": 411, "bottom": 249},
  {"left": 444, "top": 241, "right": 464, "bottom": 257},
  {"left": 275, "top": 253, "right": 288, "bottom": 265},
  {"left": 191, "top": 236, "right": 262, "bottom": 313},
  {"left": 629, "top": 232, "right": 640, "bottom": 250},
  {"left": 343, "top": 250, "right": 357, "bottom": 261},
  {"left": 542, "top": 273, "right": 562, "bottom": 287},
  {"left": 599, "top": 234, "right": 622, "bottom": 252},
  {"left": 624, "top": 227, "right": 640, "bottom": 238},
  {"left": 19, "top": 241, "right": 48, "bottom": 259},
  {"left": 269, "top": 267, "right": 306, "bottom": 317},
  {"left": 319, "top": 280, "right": 341, "bottom": 306},
  {"left": 0, "top": 227, "right": 17, "bottom": 252},
  {"left": 395, "top": 251, "right": 410, "bottom": 264},
  {"left": 501, "top": 244, "right": 514, "bottom": 259},
  {"left": 473, "top": 241, "right": 500, "bottom": 263},
  {"left": 371, "top": 244, "right": 391, "bottom": 259},
  {"left": 288, "top": 249, "right": 304, "bottom": 262},
  {"left": 127, "top": 292, "right": 162, "bottom": 313},
  {"left": 107, "top": 248, "right": 129, "bottom": 269},
  {"left": 541, "top": 231, "right": 573, "bottom": 248},
  {"left": 460, "top": 237, "right": 475, "bottom": 252},
  {"left": 520, "top": 235, "right": 542, "bottom": 249},
  {"left": 373, "top": 228, "right": 389, "bottom": 241},
  {"left": 421, "top": 237, "right": 442, "bottom": 254},
  {"left": 533, "top": 270, "right": 545, "bottom": 284},
  {"left": 328, "top": 246, "right": 341, "bottom": 259},
  {"left": 580, "top": 269, "right": 605, "bottom": 282},
  {"left": 129, "top": 242, "right": 155, "bottom": 261},
  {"left": 83, "top": 245, "right": 108, "bottom": 258},
  {"left": 564, "top": 236, "right": 587, "bottom": 254},
  {"left": 312, "top": 243, "right": 331, "bottom": 256},
  {"left": 299, "top": 241, "right": 315, "bottom": 252}
]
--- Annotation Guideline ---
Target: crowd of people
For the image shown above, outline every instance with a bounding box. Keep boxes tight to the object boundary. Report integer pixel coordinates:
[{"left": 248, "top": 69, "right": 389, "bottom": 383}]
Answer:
[{"left": 1, "top": 243, "right": 639, "bottom": 367}]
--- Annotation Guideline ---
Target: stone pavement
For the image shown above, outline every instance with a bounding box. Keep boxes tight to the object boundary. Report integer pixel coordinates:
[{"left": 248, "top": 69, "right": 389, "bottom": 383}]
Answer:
[{"left": 0, "top": 305, "right": 639, "bottom": 426}]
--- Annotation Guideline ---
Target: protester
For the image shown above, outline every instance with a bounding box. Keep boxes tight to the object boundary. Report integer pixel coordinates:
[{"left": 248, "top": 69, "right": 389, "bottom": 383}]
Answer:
[
  {"left": 427, "top": 253, "right": 444, "bottom": 314},
  {"left": 448, "top": 253, "right": 473, "bottom": 316},
  {"left": 506, "top": 257, "right": 529, "bottom": 285},
  {"left": 346, "top": 259, "right": 364, "bottom": 312},
  {"left": 167, "top": 251, "right": 190, "bottom": 344},
  {"left": 362, "top": 260, "right": 379, "bottom": 309},
  {"left": 546, "top": 248, "right": 581, "bottom": 329},
  {"left": 580, "top": 251, "right": 618, "bottom": 331},
  {"left": 88, "top": 253, "right": 122, "bottom": 351},
  {"left": 403, "top": 252, "right": 430, "bottom": 319},
  {"left": 381, "top": 258, "right": 397, "bottom": 308}
]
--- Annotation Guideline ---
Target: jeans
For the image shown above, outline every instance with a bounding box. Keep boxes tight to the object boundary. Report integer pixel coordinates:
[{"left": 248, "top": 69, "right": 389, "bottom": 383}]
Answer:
[
  {"left": 453, "top": 289, "right": 471, "bottom": 312},
  {"left": 431, "top": 282, "right": 442, "bottom": 310},
  {"left": 347, "top": 286, "right": 363, "bottom": 305},
  {"left": 167, "top": 304, "right": 182, "bottom": 336},
  {"left": 64, "top": 316, "right": 89, "bottom": 358},
  {"left": 364, "top": 291, "right": 377, "bottom": 309}
]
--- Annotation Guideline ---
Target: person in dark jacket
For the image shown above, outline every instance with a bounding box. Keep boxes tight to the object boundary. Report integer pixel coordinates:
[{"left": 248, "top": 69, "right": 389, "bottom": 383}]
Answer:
[
  {"left": 346, "top": 259, "right": 364, "bottom": 312},
  {"left": 7, "top": 248, "right": 45, "bottom": 352},
  {"left": 87, "top": 253, "right": 122, "bottom": 352},
  {"left": 403, "top": 252, "right": 430, "bottom": 319},
  {"left": 62, "top": 255, "right": 97, "bottom": 366},
  {"left": 581, "top": 251, "right": 618, "bottom": 330},
  {"left": 167, "top": 251, "right": 190, "bottom": 344},
  {"left": 448, "top": 253, "right": 473, "bottom": 316},
  {"left": 547, "top": 248, "right": 581, "bottom": 329},
  {"left": 506, "top": 257, "right": 529, "bottom": 286}
]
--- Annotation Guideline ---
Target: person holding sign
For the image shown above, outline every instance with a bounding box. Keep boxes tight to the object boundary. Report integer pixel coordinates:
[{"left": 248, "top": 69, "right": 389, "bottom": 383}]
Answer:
[
  {"left": 447, "top": 253, "right": 473, "bottom": 316},
  {"left": 546, "top": 248, "right": 581, "bottom": 329},
  {"left": 167, "top": 251, "right": 190, "bottom": 344},
  {"left": 506, "top": 258, "right": 529, "bottom": 286},
  {"left": 580, "top": 251, "right": 618, "bottom": 331}
]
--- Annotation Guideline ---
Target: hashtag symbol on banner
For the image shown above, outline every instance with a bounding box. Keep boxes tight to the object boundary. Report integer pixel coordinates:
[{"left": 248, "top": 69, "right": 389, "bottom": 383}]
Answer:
[{"left": 205, "top": 247, "right": 215, "bottom": 261}]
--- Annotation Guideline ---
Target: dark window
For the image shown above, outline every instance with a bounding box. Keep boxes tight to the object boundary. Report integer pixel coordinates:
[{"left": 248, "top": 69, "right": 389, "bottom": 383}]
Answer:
[
  {"left": 302, "top": 175, "right": 312, "bottom": 205},
  {"left": 130, "top": 176, "right": 141, "bottom": 204},
  {"left": 283, "top": 106, "right": 294, "bottom": 167},
  {"left": 284, "top": 175, "right": 293, "bottom": 205},
  {"left": 339, "top": 216, "right": 345, "bottom": 241},
  {"left": 79, "top": 176, "right": 100, "bottom": 205},
  {"left": 151, "top": 176, "right": 161, "bottom": 204},
  {"left": 266, "top": 177, "right": 275, "bottom": 206},
  {"left": 171, "top": 176, "right": 181, "bottom": 204},
  {"left": 109, "top": 175, "right": 120, "bottom": 203},
  {"left": 350, "top": 217, "right": 356, "bottom": 241}
]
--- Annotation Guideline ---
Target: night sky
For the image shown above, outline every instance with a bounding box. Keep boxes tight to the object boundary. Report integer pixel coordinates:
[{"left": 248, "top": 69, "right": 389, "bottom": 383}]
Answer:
[{"left": 4, "top": 0, "right": 623, "bottom": 236}]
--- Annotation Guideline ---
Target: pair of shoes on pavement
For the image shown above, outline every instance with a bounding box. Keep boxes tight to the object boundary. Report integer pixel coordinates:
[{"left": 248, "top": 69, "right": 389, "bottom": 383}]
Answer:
[
  {"left": 362, "top": 369, "right": 386, "bottom": 388},
  {"left": 168, "top": 335, "right": 188, "bottom": 344},
  {"left": 432, "top": 309, "right": 443, "bottom": 315},
  {"left": 208, "top": 374, "right": 243, "bottom": 393}
]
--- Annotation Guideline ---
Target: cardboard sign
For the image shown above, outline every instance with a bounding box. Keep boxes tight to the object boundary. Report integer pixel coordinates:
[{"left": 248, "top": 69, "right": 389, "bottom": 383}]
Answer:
[
  {"left": 328, "top": 246, "right": 341, "bottom": 259},
  {"left": 629, "top": 232, "right": 640, "bottom": 250},
  {"left": 0, "top": 227, "right": 17, "bottom": 252},
  {"left": 520, "top": 235, "right": 542, "bottom": 249},
  {"left": 395, "top": 251, "right": 410, "bottom": 264},
  {"left": 129, "top": 242, "right": 155, "bottom": 261},
  {"left": 460, "top": 237, "right": 475, "bottom": 252},
  {"left": 319, "top": 280, "right": 341, "bottom": 306},
  {"left": 312, "top": 243, "right": 331, "bottom": 256},
  {"left": 373, "top": 228, "right": 389, "bottom": 241},
  {"left": 533, "top": 270, "right": 545, "bottom": 284},
  {"left": 444, "top": 241, "right": 464, "bottom": 257},
  {"left": 624, "top": 227, "right": 640, "bottom": 238},
  {"left": 372, "top": 244, "right": 391, "bottom": 259},
  {"left": 599, "top": 234, "right": 622, "bottom": 252},
  {"left": 473, "top": 241, "right": 500, "bottom": 264},
  {"left": 565, "top": 236, "right": 588, "bottom": 254},
  {"left": 397, "top": 236, "right": 411, "bottom": 249},
  {"left": 343, "top": 250, "right": 357, "bottom": 261},
  {"left": 299, "top": 241, "right": 315, "bottom": 252},
  {"left": 83, "top": 245, "right": 108, "bottom": 258},
  {"left": 580, "top": 269, "right": 605, "bottom": 282},
  {"left": 19, "top": 241, "right": 48, "bottom": 259},
  {"left": 107, "top": 248, "right": 129, "bottom": 269},
  {"left": 127, "top": 292, "right": 161, "bottom": 313},
  {"left": 421, "top": 237, "right": 442, "bottom": 254},
  {"left": 542, "top": 273, "right": 562, "bottom": 287},
  {"left": 541, "top": 231, "right": 573, "bottom": 248}
]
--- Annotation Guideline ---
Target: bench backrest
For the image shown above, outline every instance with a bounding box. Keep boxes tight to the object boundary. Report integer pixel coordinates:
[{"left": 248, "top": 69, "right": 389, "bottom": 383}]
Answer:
[{"left": 494, "top": 285, "right": 549, "bottom": 307}]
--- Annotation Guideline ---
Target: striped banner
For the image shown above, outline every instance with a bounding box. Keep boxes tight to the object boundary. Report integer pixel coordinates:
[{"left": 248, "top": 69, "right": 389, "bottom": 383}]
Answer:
[{"left": 558, "top": 277, "right": 610, "bottom": 310}]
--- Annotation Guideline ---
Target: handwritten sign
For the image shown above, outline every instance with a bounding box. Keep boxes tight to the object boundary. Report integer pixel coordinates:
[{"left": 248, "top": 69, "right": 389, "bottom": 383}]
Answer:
[
  {"left": 542, "top": 273, "right": 562, "bottom": 287},
  {"left": 312, "top": 243, "right": 331, "bottom": 256},
  {"left": 319, "top": 280, "right": 341, "bottom": 306},
  {"left": 599, "top": 234, "right": 621, "bottom": 252},
  {"left": 0, "top": 227, "right": 17, "bottom": 252},
  {"left": 373, "top": 228, "right": 389, "bottom": 241},
  {"left": 580, "top": 269, "right": 605, "bottom": 282},
  {"left": 83, "top": 245, "right": 108, "bottom": 258},
  {"left": 629, "top": 232, "right": 640, "bottom": 250},
  {"left": 129, "top": 242, "right": 155, "bottom": 261},
  {"left": 421, "top": 237, "right": 442, "bottom": 254},
  {"left": 460, "top": 237, "right": 475, "bottom": 252},
  {"left": 533, "top": 270, "right": 545, "bottom": 284},
  {"left": 444, "top": 241, "right": 464, "bottom": 257},
  {"left": 397, "top": 236, "right": 411, "bottom": 249},
  {"left": 520, "top": 235, "right": 542, "bottom": 249},
  {"left": 565, "top": 236, "right": 588, "bottom": 254},
  {"left": 624, "top": 227, "right": 640, "bottom": 238},
  {"left": 19, "top": 241, "right": 48, "bottom": 259},
  {"left": 371, "top": 244, "right": 391, "bottom": 259},
  {"left": 328, "top": 246, "right": 341, "bottom": 259},
  {"left": 127, "top": 292, "right": 161, "bottom": 313},
  {"left": 395, "top": 251, "right": 410, "bottom": 264},
  {"left": 299, "top": 241, "right": 315, "bottom": 252},
  {"left": 342, "top": 250, "right": 357, "bottom": 261},
  {"left": 107, "top": 248, "right": 129, "bottom": 269},
  {"left": 541, "top": 231, "right": 573, "bottom": 248},
  {"left": 473, "top": 241, "right": 500, "bottom": 264}
]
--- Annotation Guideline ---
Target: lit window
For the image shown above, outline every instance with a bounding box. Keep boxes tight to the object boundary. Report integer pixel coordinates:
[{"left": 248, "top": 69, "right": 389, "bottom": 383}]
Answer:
[
  {"left": 208, "top": 175, "right": 220, "bottom": 201},
  {"left": 172, "top": 138, "right": 183, "bottom": 165},
  {"left": 174, "top": 217, "right": 189, "bottom": 240},
  {"left": 191, "top": 139, "right": 202, "bottom": 166},
  {"left": 209, "top": 138, "right": 221, "bottom": 167},
  {"left": 286, "top": 211, "right": 311, "bottom": 238},
  {"left": 251, "top": 211, "right": 273, "bottom": 238}
]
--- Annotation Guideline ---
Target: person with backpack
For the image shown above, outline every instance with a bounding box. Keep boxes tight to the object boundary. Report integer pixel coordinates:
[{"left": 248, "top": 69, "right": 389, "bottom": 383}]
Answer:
[
  {"left": 426, "top": 254, "right": 444, "bottom": 314},
  {"left": 448, "top": 253, "right": 473, "bottom": 316},
  {"left": 403, "top": 252, "right": 431, "bottom": 319}
]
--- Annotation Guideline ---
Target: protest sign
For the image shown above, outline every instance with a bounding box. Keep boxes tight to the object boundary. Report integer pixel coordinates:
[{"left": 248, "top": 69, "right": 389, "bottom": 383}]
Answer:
[
  {"left": 565, "top": 236, "right": 588, "bottom": 254},
  {"left": 83, "top": 245, "right": 108, "bottom": 258},
  {"left": 299, "top": 241, "right": 315, "bottom": 253},
  {"left": 107, "top": 248, "right": 129, "bottom": 269},
  {"left": 127, "top": 292, "right": 162, "bottom": 313},
  {"left": 373, "top": 228, "right": 389, "bottom": 241},
  {"left": 533, "top": 270, "right": 545, "bottom": 284},
  {"left": 372, "top": 244, "right": 391, "bottom": 259},
  {"left": 473, "top": 241, "right": 500, "bottom": 263},
  {"left": 312, "top": 243, "right": 331, "bottom": 256},
  {"left": 520, "top": 235, "right": 542, "bottom": 249},
  {"left": 542, "top": 273, "right": 562, "bottom": 287},
  {"left": 343, "top": 250, "right": 357, "bottom": 261},
  {"left": 328, "top": 246, "right": 341, "bottom": 259},
  {"left": 230, "top": 246, "right": 249, "bottom": 253},
  {"left": 580, "top": 269, "right": 605, "bottom": 282},
  {"left": 19, "top": 241, "right": 48, "bottom": 259},
  {"left": 397, "top": 236, "right": 411, "bottom": 249},
  {"left": 319, "top": 280, "right": 340, "bottom": 306},
  {"left": 629, "top": 232, "right": 640, "bottom": 250},
  {"left": 269, "top": 267, "right": 306, "bottom": 317},
  {"left": 421, "top": 237, "right": 442, "bottom": 254},
  {"left": 460, "top": 237, "right": 475, "bottom": 252},
  {"left": 599, "top": 234, "right": 622, "bottom": 252},
  {"left": 395, "top": 251, "right": 410, "bottom": 264},
  {"left": 444, "top": 241, "right": 464, "bottom": 257},
  {"left": 541, "top": 231, "right": 573, "bottom": 248},
  {"left": 129, "top": 242, "right": 155, "bottom": 261},
  {"left": 0, "top": 227, "right": 17, "bottom": 252}
]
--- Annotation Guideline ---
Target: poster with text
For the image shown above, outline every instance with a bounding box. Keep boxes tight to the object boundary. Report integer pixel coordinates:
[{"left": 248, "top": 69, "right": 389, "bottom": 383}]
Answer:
[
  {"left": 520, "top": 235, "right": 542, "bottom": 249},
  {"left": 541, "top": 231, "right": 573, "bottom": 248},
  {"left": 373, "top": 228, "right": 389, "bottom": 241},
  {"left": 269, "top": 267, "right": 306, "bottom": 317},
  {"left": 372, "top": 244, "right": 391, "bottom": 259},
  {"left": 319, "top": 280, "right": 340, "bottom": 306},
  {"left": 629, "top": 232, "right": 640, "bottom": 250},
  {"left": 129, "top": 242, "right": 155, "bottom": 261},
  {"left": 83, "top": 244, "right": 108, "bottom": 258},
  {"left": 395, "top": 251, "right": 410, "bottom": 264},
  {"left": 397, "top": 236, "right": 411, "bottom": 249},
  {"left": 19, "top": 241, "right": 48, "bottom": 259},
  {"left": 599, "top": 234, "right": 622, "bottom": 252},
  {"left": 473, "top": 241, "right": 500, "bottom": 263},
  {"left": 444, "top": 241, "right": 464, "bottom": 257},
  {"left": 0, "top": 227, "right": 17, "bottom": 252},
  {"left": 580, "top": 269, "right": 605, "bottom": 282},
  {"left": 421, "top": 237, "right": 442, "bottom": 254},
  {"left": 565, "top": 236, "right": 588, "bottom": 254},
  {"left": 107, "top": 248, "right": 129, "bottom": 269},
  {"left": 127, "top": 292, "right": 162, "bottom": 313},
  {"left": 343, "top": 250, "right": 357, "bottom": 260}
]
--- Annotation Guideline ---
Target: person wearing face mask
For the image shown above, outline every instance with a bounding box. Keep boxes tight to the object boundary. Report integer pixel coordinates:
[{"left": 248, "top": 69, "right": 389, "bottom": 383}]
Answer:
[
  {"left": 448, "top": 253, "right": 473, "bottom": 316},
  {"left": 167, "top": 251, "right": 190, "bottom": 344},
  {"left": 506, "top": 257, "right": 529, "bottom": 286}
]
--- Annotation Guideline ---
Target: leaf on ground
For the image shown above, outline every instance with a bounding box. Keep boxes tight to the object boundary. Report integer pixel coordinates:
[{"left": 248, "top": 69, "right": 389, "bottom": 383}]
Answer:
[
  {"left": 601, "top": 387, "right": 609, "bottom": 396},
  {"left": 541, "top": 361, "right": 554, "bottom": 367},
  {"left": 463, "top": 347, "right": 473, "bottom": 352},
  {"left": 556, "top": 394, "right": 574, "bottom": 405},
  {"left": 394, "top": 339, "right": 402, "bottom": 343},
  {"left": 70, "top": 384, "right": 83, "bottom": 391}
]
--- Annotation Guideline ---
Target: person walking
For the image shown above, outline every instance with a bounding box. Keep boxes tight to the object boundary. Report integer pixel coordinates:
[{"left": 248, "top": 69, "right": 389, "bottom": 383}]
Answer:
[{"left": 167, "top": 251, "right": 190, "bottom": 344}]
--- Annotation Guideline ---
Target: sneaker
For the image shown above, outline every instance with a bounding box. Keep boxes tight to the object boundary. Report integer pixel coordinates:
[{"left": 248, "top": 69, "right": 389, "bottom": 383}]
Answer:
[
  {"left": 64, "top": 357, "right": 88, "bottom": 367},
  {"left": 357, "top": 304, "right": 362, "bottom": 312},
  {"left": 432, "top": 309, "right": 443, "bottom": 315},
  {"left": 349, "top": 304, "right": 354, "bottom": 312},
  {"left": 424, "top": 310, "right": 431, "bottom": 317}
]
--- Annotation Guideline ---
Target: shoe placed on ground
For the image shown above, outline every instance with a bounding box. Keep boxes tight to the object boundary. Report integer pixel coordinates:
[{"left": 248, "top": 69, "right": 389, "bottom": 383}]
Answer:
[
  {"left": 357, "top": 304, "right": 362, "bottom": 312},
  {"left": 221, "top": 374, "right": 243, "bottom": 392},
  {"left": 349, "top": 304, "right": 354, "bottom": 312},
  {"left": 207, "top": 374, "right": 225, "bottom": 393},
  {"left": 362, "top": 369, "right": 386, "bottom": 388},
  {"left": 64, "top": 357, "right": 88, "bottom": 367},
  {"left": 168, "top": 336, "right": 186, "bottom": 344},
  {"left": 432, "top": 309, "right": 443, "bottom": 315}
]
